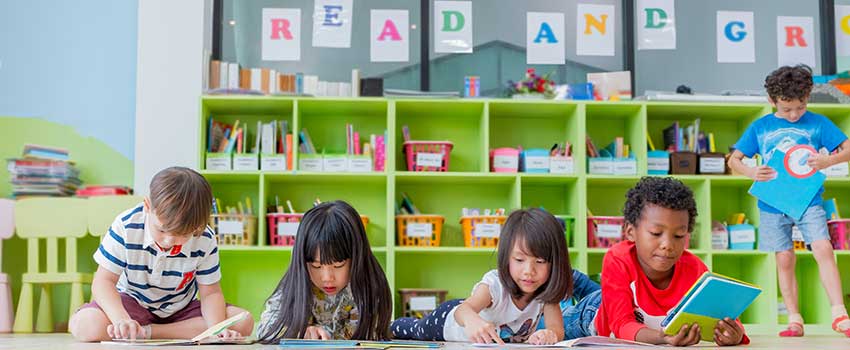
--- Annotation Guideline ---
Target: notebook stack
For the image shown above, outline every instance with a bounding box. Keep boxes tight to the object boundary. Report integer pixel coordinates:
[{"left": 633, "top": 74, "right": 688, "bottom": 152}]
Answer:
[{"left": 7, "top": 144, "right": 81, "bottom": 198}]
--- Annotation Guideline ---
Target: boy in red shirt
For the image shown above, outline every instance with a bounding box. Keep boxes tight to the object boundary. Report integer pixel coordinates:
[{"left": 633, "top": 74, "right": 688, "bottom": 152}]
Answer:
[{"left": 561, "top": 177, "right": 748, "bottom": 346}]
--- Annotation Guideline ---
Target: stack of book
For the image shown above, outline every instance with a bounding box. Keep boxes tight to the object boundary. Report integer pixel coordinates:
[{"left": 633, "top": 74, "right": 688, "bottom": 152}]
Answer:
[{"left": 7, "top": 144, "right": 81, "bottom": 198}]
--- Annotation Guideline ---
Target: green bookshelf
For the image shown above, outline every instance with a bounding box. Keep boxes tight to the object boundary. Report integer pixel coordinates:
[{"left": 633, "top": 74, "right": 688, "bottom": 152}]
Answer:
[{"left": 199, "top": 96, "right": 850, "bottom": 335}]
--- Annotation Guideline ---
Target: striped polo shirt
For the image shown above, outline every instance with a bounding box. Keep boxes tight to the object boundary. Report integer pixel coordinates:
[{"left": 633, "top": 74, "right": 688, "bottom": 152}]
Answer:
[{"left": 93, "top": 204, "right": 221, "bottom": 318}]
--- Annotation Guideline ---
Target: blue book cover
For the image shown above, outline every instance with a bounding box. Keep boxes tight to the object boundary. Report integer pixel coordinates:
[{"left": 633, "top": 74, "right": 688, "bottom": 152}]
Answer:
[
  {"left": 749, "top": 148, "right": 825, "bottom": 220},
  {"left": 662, "top": 272, "right": 761, "bottom": 341}
]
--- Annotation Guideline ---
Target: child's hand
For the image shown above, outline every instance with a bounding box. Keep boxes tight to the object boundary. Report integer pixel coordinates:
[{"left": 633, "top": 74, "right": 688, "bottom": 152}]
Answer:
[
  {"left": 107, "top": 318, "right": 146, "bottom": 340},
  {"left": 464, "top": 318, "right": 504, "bottom": 344},
  {"left": 663, "top": 324, "right": 701, "bottom": 346},
  {"left": 750, "top": 165, "right": 777, "bottom": 181},
  {"left": 304, "top": 325, "right": 331, "bottom": 340},
  {"left": 526, "top": 329, "right": 558, "bottom": 345},
  {"left": 713, "top": 318, "right": 744, "bottom": 346},
  {"left": 217, "top": 328, "right": 244, "bottom": 341},
  {"left": 807, "top": 154, "right": 832, "bottom": 171}
]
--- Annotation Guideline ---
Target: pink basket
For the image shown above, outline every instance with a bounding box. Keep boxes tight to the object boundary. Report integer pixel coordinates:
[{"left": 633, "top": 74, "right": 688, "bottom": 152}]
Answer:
[
  {"left": 827, "top": 219, "right": 850, "bottom": 250},
  {"left": 267, "top": 213, "right": 304, "bottom": 246},
  {"left": 490, "top": 148, "right": 519, "bottom": 173},
  {"left": 587, "top": 216, "right": 626, "bottom": 248},
  {"left": 403, "top": 141, "right": 454, "bottom": 172}
]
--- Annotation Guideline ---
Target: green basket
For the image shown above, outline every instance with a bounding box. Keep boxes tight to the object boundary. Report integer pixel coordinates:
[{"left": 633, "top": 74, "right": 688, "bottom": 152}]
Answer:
[{"left": 555, "top": 215, "right": 575, "bottom": 247}]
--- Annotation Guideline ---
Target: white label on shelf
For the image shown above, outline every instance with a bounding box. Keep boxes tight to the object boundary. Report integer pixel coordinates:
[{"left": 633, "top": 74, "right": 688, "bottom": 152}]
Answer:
[
  {"left": 821, "top": 162, "right": 849, "bottom": 177},
  {"left": 277, "top": 222, "right": 300, "bottom": 236},
  {"left": 323, "top": 156, "right": 348, "bottom": 172},
  {"left": 474, "top": 223, "right": 501, "bottom": 238},
  {"left": 233, "top": 156, "right": 259, "bottom": 170},
  {"left": 206, "top": 157, "right": 232, "bottom": 171},
  {"left": 589, "top": 159, "right": 613, "bottom": 174},
  {"left": 299, "top": 157, "right": 323, "bottom": 171},
  {"left": 613, "top": 159, "right": 637, "bottom": 175},
  {"left": 218, "top": 220, "right": 243, "bottom": 235},
  {"left": 525, "top": 156, "right": 549, "bottom": 170},
  {"left": 742, "top": 158, "right": 758, "bottom": 168},
  {"left": 493, "top": 155, "right": 518, "bottom": 170},
  {"left": 791, "top": 225, "right": 804, "bottom": 241},
  {"left": 596, "top": 224, "right": 622, "bottom": 238},
  {"left": 409, "top": 296, "right": 437, "bottom": 311},
  {"left": 261, "top": 155, "right": 286, "bottom": 171},
  {"left": 406, "top": 223, "right": 433, "bottom": 238},
  {"left": 416, "top": 153, "right": 444, "bottom": 168},
  {"left": 711, "top": 231, "right": 729, "bottom": 250},
  {"left": 729, "top": 228, "right": 756, "bottom": 243},
  {"left": 699, "top": 157, "right": 725, "bottom": 173},
  {"left": 348, "top": 157, "right": 373, "bottom": 172},
  {"left": 549, "top": 157, "right": 574, "bottom": 174},
  {"left": 647, "top": 156, "right": 670, "bottom": 172}
]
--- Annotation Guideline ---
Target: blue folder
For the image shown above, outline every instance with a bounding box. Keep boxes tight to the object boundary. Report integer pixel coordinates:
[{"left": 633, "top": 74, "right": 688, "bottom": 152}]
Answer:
[{"left": 749, "top": 149, "right": 825, "bottom": 220}]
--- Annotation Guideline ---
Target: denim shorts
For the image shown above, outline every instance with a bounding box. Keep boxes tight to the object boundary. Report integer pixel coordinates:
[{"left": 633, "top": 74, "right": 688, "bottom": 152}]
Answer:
[{"left": 758, "top": 205, "right": 830, "bottom": 252}]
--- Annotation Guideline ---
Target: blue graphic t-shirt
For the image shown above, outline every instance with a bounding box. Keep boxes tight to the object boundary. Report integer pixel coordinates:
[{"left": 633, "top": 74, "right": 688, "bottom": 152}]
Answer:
[{"left": 734, "top": 111, "right": 847, "bottom": 213}]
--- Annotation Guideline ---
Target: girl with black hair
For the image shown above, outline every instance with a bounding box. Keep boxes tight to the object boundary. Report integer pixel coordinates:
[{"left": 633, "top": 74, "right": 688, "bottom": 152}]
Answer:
[
  {"left": 256, "top": 200, "right": 391, "bottom": 343},
  {"left": 391, "top": 208, "right": 573, "bottom": 345}
]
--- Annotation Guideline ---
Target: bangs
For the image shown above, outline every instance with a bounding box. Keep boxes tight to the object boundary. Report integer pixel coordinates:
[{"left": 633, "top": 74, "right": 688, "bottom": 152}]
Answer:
[{"left": 302, "top": 209, "right": 355, "bottom": 264}]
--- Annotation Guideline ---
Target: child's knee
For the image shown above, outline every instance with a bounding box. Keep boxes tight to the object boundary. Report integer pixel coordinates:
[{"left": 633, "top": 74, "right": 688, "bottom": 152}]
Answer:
[{"left": 69, "top": 308, "right": 109, "bottom": 342}]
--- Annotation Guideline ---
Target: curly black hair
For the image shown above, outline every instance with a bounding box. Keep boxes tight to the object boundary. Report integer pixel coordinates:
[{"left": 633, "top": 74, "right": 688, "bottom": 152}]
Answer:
[
  {"left": 764, "top": 64, "right": 813, "bottom": 102},
  {"left": 623, "top": 177, "right": 697, "bottom": 232}
]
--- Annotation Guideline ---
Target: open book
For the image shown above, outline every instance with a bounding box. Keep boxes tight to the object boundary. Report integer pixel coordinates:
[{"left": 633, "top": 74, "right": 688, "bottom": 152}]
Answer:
[
  {"left": 471, "top": 336, "right": 655, "bottom": 348},
  {"left": 101, "top": 311, "right": 251, "bottom": 346},
  {"left": 661, "top": 272, "right": 762, "bottom": 341},
  {"left": 279, "top": 339, "right": 441, "bottom": 348}
]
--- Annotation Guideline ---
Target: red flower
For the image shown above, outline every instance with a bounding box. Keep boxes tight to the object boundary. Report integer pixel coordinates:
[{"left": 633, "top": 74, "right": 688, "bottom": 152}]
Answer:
[
  {"left": 537, "top": 84, "right": 545, "bottom": 93},
  {"left": 527, "top": 68, "right": 535, "bottom": 74}
]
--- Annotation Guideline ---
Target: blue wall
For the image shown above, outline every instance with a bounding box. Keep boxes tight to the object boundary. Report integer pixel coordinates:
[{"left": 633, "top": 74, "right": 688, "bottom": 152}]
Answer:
[{"left": 0, "top": 0, "right": 138, "bottom": 160}]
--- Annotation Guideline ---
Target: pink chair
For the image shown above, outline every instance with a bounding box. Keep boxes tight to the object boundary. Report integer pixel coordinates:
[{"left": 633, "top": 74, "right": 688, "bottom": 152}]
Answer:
[{"left": 0, "top": 199, "right": 14, "bottom": 333}]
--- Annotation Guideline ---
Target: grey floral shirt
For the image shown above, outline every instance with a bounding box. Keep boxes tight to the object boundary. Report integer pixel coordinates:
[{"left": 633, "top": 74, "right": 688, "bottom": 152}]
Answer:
[{"left": 258, "top": 284, "right": 360, "bottom": 340}]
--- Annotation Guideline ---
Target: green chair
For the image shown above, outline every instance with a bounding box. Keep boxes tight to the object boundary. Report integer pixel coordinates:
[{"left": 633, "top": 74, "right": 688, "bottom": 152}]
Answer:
[
  {"left": 86, "top": 195, "right": 145, "bottom": 239},
  {"left": 13, "top": 197, "right": 89, "bottom": 333}
]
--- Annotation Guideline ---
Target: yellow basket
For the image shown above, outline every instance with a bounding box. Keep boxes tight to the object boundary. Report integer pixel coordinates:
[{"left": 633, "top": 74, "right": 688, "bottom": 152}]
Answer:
[
  {"left": 396, "top": 215, "right": 444, "bottom": 247},
  {"left": 210, "top": 214, "right": 257, "bottom": 246},
  {"left": 460, "top": 215, "right": 506, "bottom": 248}
]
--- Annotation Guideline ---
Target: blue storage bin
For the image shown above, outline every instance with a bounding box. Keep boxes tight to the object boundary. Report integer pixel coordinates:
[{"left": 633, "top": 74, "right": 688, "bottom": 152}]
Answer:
[
  {"left": 728, "top": 224, "right": 756, "bottom": 250},
  {"left": 648, "top": 150, "right": 670, "bottom": 175},
  {"left": 520, "top": 149, "right": 551, "bottom": 173}
]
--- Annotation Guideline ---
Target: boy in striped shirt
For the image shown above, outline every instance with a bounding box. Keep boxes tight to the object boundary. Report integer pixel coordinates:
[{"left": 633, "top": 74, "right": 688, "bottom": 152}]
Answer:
[{"left": 69, "top": 167, "right": 253, "bottom": 341}]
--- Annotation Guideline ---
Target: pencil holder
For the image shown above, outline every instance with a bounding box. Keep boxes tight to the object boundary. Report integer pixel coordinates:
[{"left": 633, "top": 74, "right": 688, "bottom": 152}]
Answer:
[
  {"left": 549, "top": 156, "right": 575, "bottom": 174},
  {"left": 322, "top": 154, "right": 348, "bottom": 173},
  {"left": 347, "top": 155, "right": 373, "bottom": 173},
  {"left": 520, "top": 149, "right": 550, "bottom": 173},
  {"left": 403, "top": 141, "right": 453, "bottom": 172},
  {"left": 299, "top": 154, "right": 323, "bottom": 172},
  {"left": 612, "top": 156, "right": 637, "bottom": 175},
  {"left": 460, "top": 215, "right": 506, "bottom": 248},
  {"left": 490, "top": 148, "right": 519, "bottom": 173},
  {"left": 267, "top": 213, "right": 369, "bottom": 246},
  {"left": 398, "top": 289, "right": 448, "bottom": 319},
  {"left": 588, "top": 157, "right": 614, "bottom": 175},
  {"left": 260, "top": 154, "right": 287, "bottom": 171},
  {"left": 728, "top": 224, "right": 756, "bottom": 250},
  {"left": 587, "top": 216, "right": 625, "bottom": 248},
  {"left": 210, "top": 214, "right": 256, "bottom": 246},
  {"left": 396, "top": 214, "right": 444, "bottom": 247}
]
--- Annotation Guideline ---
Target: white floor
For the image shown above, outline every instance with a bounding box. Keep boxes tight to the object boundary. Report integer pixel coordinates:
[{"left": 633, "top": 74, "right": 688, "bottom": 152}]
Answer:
[{"left": 0, "top": 334, "right": 849, "bottom": 350}]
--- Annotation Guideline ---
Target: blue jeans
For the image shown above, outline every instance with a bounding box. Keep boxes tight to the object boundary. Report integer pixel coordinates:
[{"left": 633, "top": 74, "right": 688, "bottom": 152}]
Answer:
[
  {"left": 561, "top": 289, "right": 601, "bottom": 340},
  {"left": 759, "top": 205, "right": 830, "bottom": 252},
  {"left": 537, "top": 270, "right": 601, "bottom": 339}
]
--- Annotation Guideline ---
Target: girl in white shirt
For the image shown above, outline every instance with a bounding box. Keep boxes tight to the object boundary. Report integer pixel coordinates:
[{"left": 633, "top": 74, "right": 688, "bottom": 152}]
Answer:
[{"left": 391, "top": 208, "right": 573, "bottom": 345}]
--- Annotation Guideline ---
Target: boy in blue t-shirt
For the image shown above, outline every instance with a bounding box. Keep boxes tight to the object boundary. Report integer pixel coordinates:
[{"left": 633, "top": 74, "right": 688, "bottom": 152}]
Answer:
[{"left": 728, "top": 65, "right": 850, "bottom": 338}]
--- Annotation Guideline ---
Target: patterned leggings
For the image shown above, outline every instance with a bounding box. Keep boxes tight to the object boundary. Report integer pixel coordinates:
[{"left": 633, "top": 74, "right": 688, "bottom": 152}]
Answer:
[{"left": 391, "top": 299, "right": 464, "bottom": 341}]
